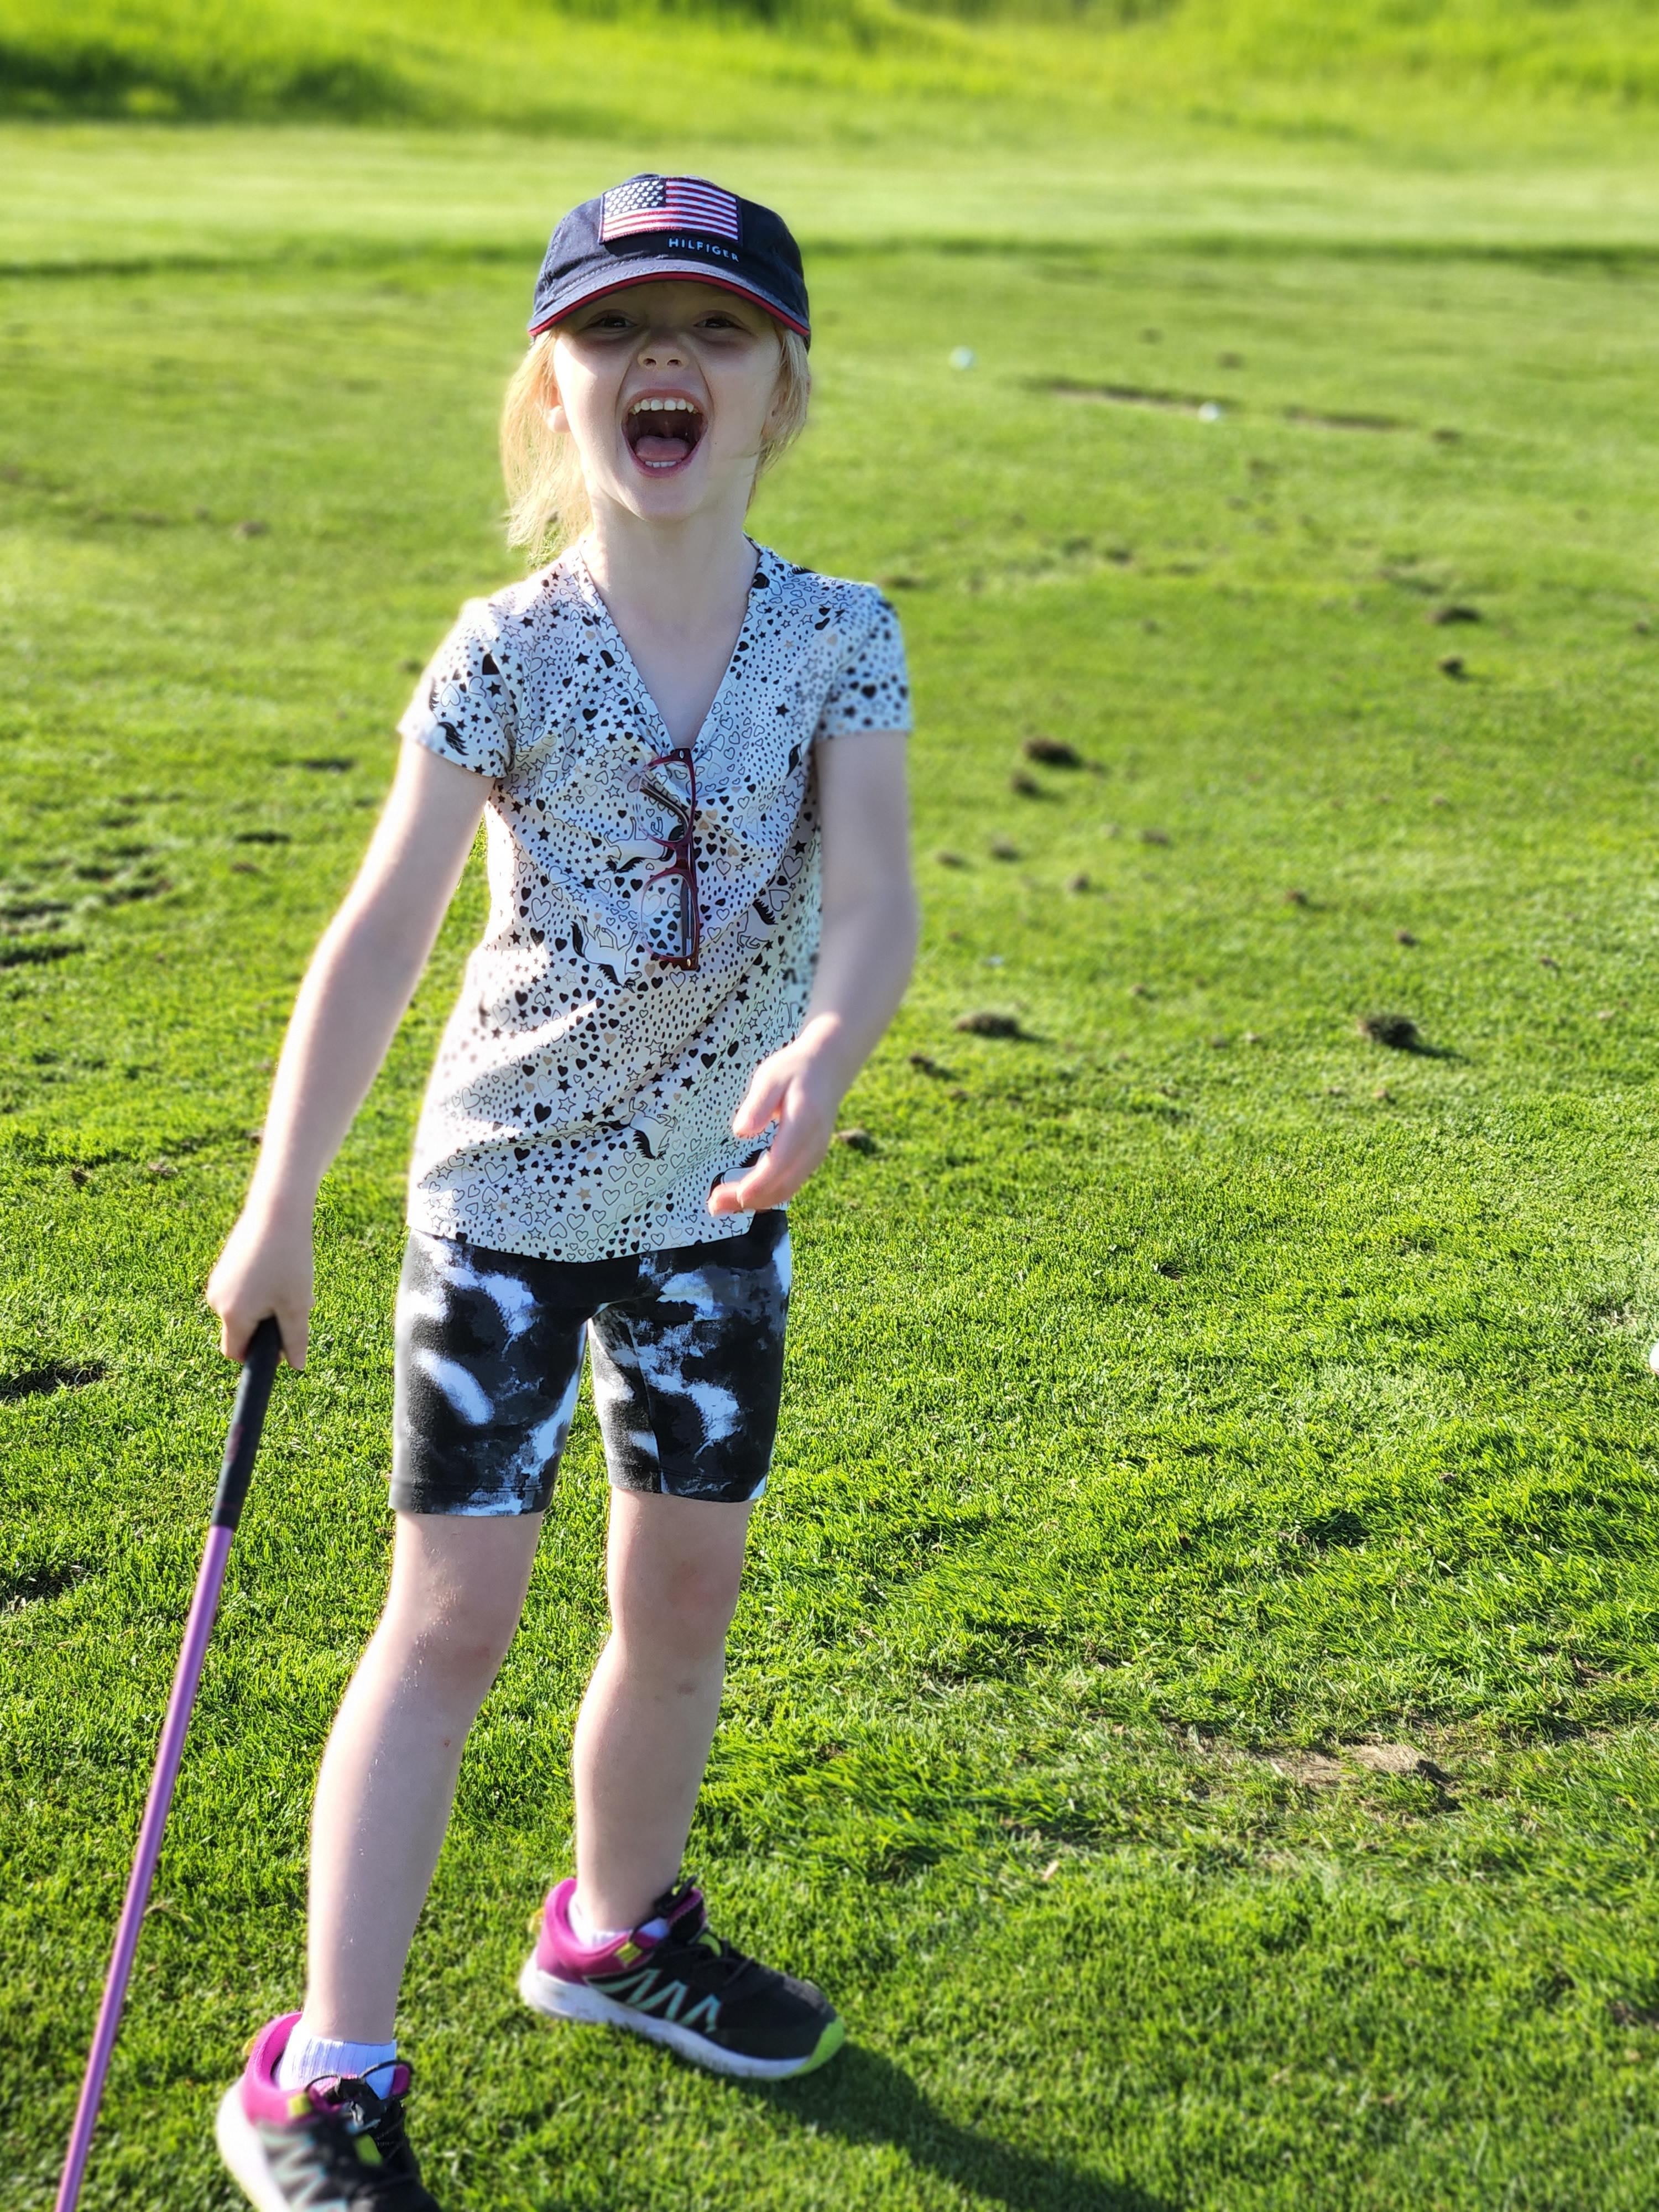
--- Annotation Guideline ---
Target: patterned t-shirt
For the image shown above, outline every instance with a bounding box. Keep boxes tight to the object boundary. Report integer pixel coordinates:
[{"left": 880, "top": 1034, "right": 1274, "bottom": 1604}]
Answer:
[{"left": 397, "top": 540, "right": 910, "bottom": 1262}]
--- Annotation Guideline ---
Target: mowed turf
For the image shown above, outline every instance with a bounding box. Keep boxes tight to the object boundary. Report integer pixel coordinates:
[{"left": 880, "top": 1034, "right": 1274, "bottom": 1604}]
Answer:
[{"left": 7, "top": 127, "right": 1659, "bottom": 2210}]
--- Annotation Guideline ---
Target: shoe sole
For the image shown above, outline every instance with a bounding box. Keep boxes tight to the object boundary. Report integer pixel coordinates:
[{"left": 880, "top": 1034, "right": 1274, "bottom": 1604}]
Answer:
[
  {"left": 517, "top": 1953, "right": 845, "bottom": 2080},
  {"left": 214, "top": 2084, "right": 292, "bottom": 2212}
]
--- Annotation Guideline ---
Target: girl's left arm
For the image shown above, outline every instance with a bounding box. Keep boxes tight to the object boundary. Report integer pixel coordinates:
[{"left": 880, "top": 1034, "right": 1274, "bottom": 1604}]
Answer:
[{"left": 709, "top": 729, "right": 917, "bottom": 1217}]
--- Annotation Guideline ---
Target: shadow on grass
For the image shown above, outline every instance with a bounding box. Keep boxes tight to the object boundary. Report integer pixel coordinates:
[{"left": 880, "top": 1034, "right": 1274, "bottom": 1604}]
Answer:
[{"left": 750, "top": 2042, "right": 1172, "bottom": 2212}]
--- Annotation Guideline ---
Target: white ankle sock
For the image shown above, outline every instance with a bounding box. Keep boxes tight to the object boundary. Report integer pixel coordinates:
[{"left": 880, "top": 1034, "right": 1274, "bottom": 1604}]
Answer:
[
  {"left": 276, "top": 2020, "right": 399, "bottom": 2095},
  {"left": 568, "top": 1891, "right": 674, "bottom": 1948},
  {"left": 568, "top": 1892, "right": 630, "bottom": 1948}
]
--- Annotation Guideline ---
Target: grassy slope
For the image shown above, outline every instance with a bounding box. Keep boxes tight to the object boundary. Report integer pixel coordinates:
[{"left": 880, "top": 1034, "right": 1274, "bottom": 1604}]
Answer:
[
  {"left": 8, "top": 107, "right": 1659, "bottom": 2212},
  {"left": 7, "top": 0, "right": 1659, "bottom": 135}
]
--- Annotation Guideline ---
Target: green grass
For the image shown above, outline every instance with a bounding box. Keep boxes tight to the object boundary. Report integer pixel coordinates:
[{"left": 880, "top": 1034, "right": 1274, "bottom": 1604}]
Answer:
[
  {"left": 9, "top": 107, "right": 1659, "bottom": 2211},
  {"left": 10, "top": 0, "right": 1659, "bottom": 142}
]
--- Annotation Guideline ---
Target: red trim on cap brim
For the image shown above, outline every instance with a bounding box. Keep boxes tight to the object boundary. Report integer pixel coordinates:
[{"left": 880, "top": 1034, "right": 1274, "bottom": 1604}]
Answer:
[{"left": 530, "top": 268, "right": 810, "bottom": 341}]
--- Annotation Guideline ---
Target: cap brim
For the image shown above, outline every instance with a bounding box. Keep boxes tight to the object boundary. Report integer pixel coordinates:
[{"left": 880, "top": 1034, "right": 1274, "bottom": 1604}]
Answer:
[{"left": 530, "top": 263, "right": 810, "bottom": 341}]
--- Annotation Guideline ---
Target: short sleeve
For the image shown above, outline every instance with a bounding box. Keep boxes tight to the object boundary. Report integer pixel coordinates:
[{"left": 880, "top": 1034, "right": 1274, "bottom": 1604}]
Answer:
[
  {"left": 818, "top": 589, "right": 912, "bottom": 739},
  {"left": 398, "top": 598, "right": 518, "bottom": 779}
]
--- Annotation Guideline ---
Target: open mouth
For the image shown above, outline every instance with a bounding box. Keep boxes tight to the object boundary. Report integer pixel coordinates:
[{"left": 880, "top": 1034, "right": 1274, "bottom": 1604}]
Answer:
[{"left": 624, "top": 395, "right": 706, "bottom": 473}]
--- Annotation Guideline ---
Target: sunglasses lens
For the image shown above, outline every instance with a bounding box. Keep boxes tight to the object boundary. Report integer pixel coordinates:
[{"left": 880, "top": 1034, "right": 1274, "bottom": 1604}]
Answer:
[{"left": 637, "top": 859, "right": 694, "bottom": 965}]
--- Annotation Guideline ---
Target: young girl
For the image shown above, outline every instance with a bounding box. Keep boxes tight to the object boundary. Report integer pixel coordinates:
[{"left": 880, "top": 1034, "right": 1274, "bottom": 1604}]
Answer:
[{"left": 206, "top": 175, "right": 916, "bottom": 2211}]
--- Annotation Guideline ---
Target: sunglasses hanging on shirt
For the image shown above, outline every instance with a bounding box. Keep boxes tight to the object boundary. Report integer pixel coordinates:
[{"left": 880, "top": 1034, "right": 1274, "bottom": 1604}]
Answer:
[{"left": 633, "top": 746, "right": 701, "bottom": 971}]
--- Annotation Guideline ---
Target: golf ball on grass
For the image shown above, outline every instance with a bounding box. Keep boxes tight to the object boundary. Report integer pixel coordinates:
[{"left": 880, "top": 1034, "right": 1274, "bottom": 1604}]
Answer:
[{"left": 1648, "top": 1342, "right": 1659, "bottom": 1376}]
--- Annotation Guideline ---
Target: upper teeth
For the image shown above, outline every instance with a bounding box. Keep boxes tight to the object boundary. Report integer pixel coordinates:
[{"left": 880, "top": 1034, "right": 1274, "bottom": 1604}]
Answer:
[{"left": 630, "top": 398, "right": 697, "bottom": 415}]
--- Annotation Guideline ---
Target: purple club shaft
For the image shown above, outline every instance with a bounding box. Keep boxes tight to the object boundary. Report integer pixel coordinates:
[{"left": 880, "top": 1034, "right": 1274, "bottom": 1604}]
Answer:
[
  {"left": 54, "top": 1522, "right": 236, "bottom": 2211},
  {"left": 55, "top": 1317, "right": 279, "bottom": 2208}
]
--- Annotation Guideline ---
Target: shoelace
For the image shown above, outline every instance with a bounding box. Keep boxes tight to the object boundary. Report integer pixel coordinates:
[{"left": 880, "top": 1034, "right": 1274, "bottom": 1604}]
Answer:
[
  {"left": 314, "top": 2082, "right": 422, "bottom": 2197},
  {"left": 364, "top": 2099, "right": 414, "bottom": 2168},
  {"left": 700, "top": 1936, "right": 782, "bottom": 2005},
  {"left": 653, "top": 1919, "right": 782, "bottom": 2004},
  {"left": 648, "top": 1881, "right": 792, "bottom": 2004}
]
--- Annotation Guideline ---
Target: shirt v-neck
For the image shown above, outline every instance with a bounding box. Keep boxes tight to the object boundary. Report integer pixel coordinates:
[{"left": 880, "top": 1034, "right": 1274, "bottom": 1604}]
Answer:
[{"left": 574, "top": 539, "right": 767, "bottom": 754}]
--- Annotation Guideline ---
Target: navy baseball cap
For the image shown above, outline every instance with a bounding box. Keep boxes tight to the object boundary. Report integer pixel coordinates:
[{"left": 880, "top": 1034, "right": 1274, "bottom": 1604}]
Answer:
[{"left": 529, "top": 174, "right": 810, "bottom": 346}]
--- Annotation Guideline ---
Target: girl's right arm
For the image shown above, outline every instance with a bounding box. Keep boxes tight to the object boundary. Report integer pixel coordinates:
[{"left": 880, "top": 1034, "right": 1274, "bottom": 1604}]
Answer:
[{"left": 206, "top": 740, "right": 489, "bottom": 1368}]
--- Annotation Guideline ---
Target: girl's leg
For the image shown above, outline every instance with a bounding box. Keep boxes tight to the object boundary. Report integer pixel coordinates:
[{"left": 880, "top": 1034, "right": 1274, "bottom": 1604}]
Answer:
[
  {"left": 570, "top": 1490, "right": 753, "bottom": 1931},
  {"left": 301, "top": 1510, "right": 544, "bottom": 2041}
]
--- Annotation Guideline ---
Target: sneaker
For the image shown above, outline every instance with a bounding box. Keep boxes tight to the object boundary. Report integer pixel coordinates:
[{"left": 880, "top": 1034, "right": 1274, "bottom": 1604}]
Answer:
[
  {"left": 518, "top": 1878, "right": 844, "bottom": 2080},
  {"left": 215, "top": 2012, "right": 441, "bottom": 2212}
]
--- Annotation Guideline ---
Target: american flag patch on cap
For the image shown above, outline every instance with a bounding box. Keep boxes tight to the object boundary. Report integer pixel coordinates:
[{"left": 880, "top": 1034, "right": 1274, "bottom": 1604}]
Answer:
[{"left": 601, "top": 176, "right": 742, "bottom": 244}]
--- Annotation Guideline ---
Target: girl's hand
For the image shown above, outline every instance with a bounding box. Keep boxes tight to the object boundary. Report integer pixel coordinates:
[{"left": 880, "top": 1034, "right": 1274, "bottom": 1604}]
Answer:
[
  {"left": 708, "top": 1030, "right": 843, "bottom": 1217},
  {"left": 206, "top": 1206, "right": 315, "bottom": 1369},
  {"left": 707, "top": 727, "right": 916, "bottom": 1224}
]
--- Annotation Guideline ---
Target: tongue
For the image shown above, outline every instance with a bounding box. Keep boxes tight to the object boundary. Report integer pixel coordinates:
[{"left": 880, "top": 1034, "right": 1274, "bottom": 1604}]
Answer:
[{"left": 634, "top": 433, "right": 693, "bottom": 466}]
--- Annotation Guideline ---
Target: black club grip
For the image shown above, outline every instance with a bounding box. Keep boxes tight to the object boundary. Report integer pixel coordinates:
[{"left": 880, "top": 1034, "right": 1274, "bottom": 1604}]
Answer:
[{"left": 210, "top": 1316, "right": 283, "bottom": 1531}]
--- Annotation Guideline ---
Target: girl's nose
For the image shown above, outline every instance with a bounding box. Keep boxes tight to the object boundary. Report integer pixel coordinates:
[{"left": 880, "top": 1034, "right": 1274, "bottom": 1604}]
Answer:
[{"left": 638, "top": 329, "right": 688, "bottom": 367}]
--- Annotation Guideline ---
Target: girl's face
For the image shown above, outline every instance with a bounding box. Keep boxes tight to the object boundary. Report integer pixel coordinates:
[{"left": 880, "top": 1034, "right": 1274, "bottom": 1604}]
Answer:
[{"left": 549, "top": 281, "right": 785, "bottom": 528}]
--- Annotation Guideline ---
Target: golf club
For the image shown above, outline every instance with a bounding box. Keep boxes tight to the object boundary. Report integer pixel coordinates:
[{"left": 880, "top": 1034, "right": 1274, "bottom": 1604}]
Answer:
[{"left": 55, "top": 1314, "right": 284, "bottom": 2212}]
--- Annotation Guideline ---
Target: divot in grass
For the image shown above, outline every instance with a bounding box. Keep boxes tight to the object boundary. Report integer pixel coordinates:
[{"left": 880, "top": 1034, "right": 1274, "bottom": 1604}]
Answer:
[
  {"left": 1021, "top": 735, "right": 1082, "bottom": 767},
  {"left": 1358, "top": 1010, "right": 1422, "bottom": 1050},
  {"left": 0, "top": 1359, "right": 107, "bottom": 1404}
]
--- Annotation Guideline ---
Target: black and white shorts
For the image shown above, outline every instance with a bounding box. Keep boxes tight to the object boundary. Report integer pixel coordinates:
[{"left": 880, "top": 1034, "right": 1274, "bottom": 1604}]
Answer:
[{"left": 390, "top": 1211, "right": 790, "bottom": 1515}]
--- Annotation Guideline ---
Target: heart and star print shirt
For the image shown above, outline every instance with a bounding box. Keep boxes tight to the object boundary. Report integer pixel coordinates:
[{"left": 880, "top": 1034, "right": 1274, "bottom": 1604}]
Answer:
[{"left": 396, "top": 541, "right": 910, "bottom": 1262}]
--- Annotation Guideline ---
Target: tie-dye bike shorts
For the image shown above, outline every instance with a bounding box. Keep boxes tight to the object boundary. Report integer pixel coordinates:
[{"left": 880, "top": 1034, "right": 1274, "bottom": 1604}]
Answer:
[{"left": 390, "top": 1209, "right": 790, "bottom": 1515}]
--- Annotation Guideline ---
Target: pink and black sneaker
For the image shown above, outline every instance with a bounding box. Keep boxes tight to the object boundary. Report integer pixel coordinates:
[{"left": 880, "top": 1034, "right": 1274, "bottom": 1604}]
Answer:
[
  {"left": 215, "top": 2012, "right": 441, "bottom": 2211},
  {"left": 519, "top": 1877, "right": 844, "bottom": 2080}
]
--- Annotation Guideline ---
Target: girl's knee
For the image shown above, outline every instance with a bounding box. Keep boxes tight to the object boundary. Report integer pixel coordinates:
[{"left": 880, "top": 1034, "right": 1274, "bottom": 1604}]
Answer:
[
  {"left": 380, "top": 1511, "right": 540, "bottom": 1692},
  {"left": 384, "top": 1588, "right": 523, "bottom": 1695},
  {"left": 605, "top": 1493, "right": 752, "bottom": 1658},
  {"left": 614, "top": 1552, "right": 742, "bottom": 1658}
]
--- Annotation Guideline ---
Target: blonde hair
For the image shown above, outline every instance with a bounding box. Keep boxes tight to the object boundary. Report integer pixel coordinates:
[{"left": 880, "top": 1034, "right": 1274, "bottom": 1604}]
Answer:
[{"left": 501, "top": 316, "right": 811, "bottom": 564}]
